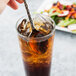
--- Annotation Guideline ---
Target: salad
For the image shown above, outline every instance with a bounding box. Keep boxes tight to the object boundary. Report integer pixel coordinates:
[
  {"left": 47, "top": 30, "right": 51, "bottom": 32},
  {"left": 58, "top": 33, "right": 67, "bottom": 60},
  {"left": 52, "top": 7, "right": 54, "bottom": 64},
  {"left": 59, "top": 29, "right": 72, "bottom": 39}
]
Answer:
[{"left": 41, "top": 1, "right": 76, "bottom": 33}]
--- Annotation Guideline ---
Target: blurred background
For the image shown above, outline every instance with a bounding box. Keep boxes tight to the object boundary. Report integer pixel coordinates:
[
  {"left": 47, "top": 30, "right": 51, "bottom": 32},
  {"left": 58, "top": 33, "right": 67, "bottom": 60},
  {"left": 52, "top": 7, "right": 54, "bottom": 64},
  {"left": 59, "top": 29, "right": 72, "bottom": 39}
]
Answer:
[{"left": 0, "top": 0, "right": 76, "bottom": 76}]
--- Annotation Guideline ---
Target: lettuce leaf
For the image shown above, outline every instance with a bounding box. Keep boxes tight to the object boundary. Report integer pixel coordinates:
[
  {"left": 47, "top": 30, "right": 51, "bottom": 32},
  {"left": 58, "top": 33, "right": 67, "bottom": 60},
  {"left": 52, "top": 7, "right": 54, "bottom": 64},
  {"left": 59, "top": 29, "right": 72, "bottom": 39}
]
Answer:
[
  {"left": 57, "top": 19, "right": 76, "bottom": 27},
  {"left": 72, "top": 30, "right": 76, "bottom": 33},
  {"left": 51, "top": 16, "right": 65, "bottom": 24},
  {"left": 50, "top": 12, "right": 60, "bottom": 16},
  {"left": 49, "top": 8, "right": 56, "bottom": 14}
]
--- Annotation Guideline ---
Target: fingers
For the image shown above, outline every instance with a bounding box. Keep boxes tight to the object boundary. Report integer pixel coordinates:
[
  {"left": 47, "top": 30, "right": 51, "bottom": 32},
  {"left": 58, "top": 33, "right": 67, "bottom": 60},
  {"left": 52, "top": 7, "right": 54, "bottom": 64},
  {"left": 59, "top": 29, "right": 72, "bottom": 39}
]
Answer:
[
  {"left": 8, "top": 0, "right": 18, "bottom": 10},
  {"left": 8, "top": 0, "right": 24, "bottom": 10},
  {"left": 16, "top": 0, "right": 24, "bottom": 3}
]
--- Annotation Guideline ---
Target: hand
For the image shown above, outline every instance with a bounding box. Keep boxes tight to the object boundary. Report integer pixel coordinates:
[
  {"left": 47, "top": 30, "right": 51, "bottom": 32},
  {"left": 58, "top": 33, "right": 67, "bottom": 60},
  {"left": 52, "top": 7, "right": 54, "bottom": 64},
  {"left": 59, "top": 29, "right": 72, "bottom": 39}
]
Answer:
[
  {"left": 0, "top": 0, "right": 24, "bottom": 13},
  {"left": 8, "top": 0, "right": 24, "bottom": 10}
]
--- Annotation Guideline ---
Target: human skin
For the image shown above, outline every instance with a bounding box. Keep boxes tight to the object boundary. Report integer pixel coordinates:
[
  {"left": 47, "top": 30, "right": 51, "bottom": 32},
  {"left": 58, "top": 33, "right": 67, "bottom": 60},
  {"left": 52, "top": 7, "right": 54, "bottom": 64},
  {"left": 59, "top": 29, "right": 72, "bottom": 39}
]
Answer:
[{"left": 0, "top": 0, "right": 24, "bottom": 13}]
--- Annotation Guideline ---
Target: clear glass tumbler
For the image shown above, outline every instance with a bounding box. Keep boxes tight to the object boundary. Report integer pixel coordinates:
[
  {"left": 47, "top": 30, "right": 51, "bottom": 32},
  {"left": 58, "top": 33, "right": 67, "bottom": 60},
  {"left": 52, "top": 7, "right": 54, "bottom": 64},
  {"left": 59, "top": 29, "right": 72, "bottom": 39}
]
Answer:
[{"left": 16, "top": 15, "right": 55, "bottom": 76}]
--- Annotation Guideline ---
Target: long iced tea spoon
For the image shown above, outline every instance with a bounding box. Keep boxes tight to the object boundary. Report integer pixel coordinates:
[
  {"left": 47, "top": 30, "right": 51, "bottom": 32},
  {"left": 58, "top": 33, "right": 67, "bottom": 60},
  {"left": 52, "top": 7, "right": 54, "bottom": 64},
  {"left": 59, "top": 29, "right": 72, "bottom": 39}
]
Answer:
[{"left": 24, "top": 0, "right": 38, "bottom": 37}]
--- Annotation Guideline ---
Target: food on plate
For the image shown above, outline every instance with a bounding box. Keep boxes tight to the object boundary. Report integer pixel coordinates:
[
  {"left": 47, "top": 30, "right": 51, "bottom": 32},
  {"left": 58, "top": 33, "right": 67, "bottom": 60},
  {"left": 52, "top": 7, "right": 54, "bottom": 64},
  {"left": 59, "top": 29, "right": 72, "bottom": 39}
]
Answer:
[
  {"left": 41, "top": 1, "right": 76, "bottom": 32},
  {"left": 68, "top": 24, "right": 76, "bottom": 33}
]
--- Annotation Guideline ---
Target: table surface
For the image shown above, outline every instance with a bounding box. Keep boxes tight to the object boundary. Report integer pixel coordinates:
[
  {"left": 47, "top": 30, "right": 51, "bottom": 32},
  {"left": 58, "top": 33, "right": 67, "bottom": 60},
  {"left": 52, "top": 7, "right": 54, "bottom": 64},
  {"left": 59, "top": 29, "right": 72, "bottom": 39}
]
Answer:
[{"left": 0, "top": 0, "right": 76, "bottom": 76}]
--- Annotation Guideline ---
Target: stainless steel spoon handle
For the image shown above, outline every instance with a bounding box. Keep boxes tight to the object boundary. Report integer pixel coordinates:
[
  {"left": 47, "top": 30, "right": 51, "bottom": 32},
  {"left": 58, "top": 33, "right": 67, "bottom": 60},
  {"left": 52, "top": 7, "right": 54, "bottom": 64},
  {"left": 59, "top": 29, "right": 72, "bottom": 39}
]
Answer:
[{"left": 24, "top": 0, "right": 34, "bottom": 29}]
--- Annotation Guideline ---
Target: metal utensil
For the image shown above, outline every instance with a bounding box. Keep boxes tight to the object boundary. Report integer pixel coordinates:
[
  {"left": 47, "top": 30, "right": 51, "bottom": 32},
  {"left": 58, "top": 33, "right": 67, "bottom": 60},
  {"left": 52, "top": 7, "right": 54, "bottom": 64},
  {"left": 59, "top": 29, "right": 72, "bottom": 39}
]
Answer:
[{"left": 24, "top": 0, "right": 38, "bottom": 37}]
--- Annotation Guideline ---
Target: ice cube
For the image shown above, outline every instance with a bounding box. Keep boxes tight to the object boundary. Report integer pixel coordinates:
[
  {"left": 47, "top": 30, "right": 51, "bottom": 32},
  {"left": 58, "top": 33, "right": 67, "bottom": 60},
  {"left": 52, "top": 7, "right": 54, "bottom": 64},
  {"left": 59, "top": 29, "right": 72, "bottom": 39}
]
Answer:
[
  {"left": 18, "top": 19, "right": 26, "bottom": 33},
  {"left": 33, "top": 14, "right": 54, "bottom": 35},
  {"left": 18, "top": 19, "right": 32, "bottom": 37},
  {"left": 18, "top": 14, "right": 54, "bottom": 37}
]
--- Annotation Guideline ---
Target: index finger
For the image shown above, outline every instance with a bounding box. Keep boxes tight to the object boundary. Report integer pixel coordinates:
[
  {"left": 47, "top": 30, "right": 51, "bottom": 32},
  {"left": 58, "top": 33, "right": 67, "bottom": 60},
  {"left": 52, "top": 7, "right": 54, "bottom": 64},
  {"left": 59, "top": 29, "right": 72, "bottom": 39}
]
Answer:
[{"left": 16, "top": 0, "right": 24, "bottom": 3}]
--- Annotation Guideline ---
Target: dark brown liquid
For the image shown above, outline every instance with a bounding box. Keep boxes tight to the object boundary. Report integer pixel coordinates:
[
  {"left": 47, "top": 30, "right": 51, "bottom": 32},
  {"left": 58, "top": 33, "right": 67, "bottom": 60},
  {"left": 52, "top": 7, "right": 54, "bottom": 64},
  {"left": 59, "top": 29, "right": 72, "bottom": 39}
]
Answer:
[
  {"left": 24, "top": 62, "right": 51, "bottom": 76},
  {"left": 18, "top": 18, "right": 54, "bottom": 76},
  {"left": 18, "top": 30, "right": 54, "bottom": 76}
]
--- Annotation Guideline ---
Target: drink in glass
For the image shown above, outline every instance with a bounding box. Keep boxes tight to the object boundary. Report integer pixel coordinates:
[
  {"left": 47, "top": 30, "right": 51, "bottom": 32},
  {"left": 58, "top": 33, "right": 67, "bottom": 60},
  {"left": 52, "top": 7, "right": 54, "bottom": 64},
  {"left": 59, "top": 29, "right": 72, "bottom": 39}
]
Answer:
[{"left": 16, "top": 14, "right": 55, "bottom": 76}]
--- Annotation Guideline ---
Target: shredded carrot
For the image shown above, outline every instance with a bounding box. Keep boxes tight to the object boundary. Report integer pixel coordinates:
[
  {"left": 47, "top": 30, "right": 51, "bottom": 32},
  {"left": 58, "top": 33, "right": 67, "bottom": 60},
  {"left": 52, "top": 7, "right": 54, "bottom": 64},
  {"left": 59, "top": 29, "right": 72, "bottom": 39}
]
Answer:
[
  {"left": 57, "top": 2, "right": 60, "bottom": 6},
  {"left": 44, "top": 10, "right": 49, "bottom": 12},
  {"left": 73, "top": 13, "right": 76, "bottom": 18},
  {"left": 65, "top": 14, "right": 71, "bottom": 20},
  {"left": 46, "top": 1, "right": 76, "bottom": 20},
  {"left": 73, "top": 5, "right": 76, "bottom": 7},
  {"left": 62, "top": 26, "right": 65, "bottom": 28},
  {"left": 71, "top": 8, "right": 75, "bottom": 11}
]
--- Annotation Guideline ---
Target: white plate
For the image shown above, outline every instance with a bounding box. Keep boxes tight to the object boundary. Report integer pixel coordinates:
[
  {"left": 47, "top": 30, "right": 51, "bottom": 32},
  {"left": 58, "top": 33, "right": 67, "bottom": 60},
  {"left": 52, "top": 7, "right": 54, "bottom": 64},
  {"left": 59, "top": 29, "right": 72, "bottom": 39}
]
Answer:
[{"left": 37, "top": 0, "right": 76, "bottom": 34}]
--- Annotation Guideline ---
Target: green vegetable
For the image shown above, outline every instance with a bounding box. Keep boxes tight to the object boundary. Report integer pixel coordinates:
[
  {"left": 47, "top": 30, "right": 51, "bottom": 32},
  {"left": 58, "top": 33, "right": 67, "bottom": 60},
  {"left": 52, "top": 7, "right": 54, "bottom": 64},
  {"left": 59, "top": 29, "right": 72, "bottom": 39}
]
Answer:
[
  {"left": 57, "top": 19, "right": 76, "bottom": 27},
  {"left": 49, "top": 8, "right": 56, "bottom": 15},
  {"left": 73, "top": 3, "right": 76, "bottom": 5},
  {"left": 72, "top": 30, "right": 76, "bottom": 33},
  {"left": 63, "top": 5, "right": 66, "bottom": 9},
  {"left": 50, "top": 12, "right": 60, "bottom": 16},
  {"left": 41, "top": 11, "right": 44, "bottom": 14},
  {"left": 51, "top": 16, "right": 56, "bottom": 20},
  {"left": 49, "top": 8, "right": 60, "bottom": 16},
  {"left": 33, "top": 12, "right": 38, "bottom": 14},
  {"left": 51, "top": 16, "right": 65, "bottom": 24}
]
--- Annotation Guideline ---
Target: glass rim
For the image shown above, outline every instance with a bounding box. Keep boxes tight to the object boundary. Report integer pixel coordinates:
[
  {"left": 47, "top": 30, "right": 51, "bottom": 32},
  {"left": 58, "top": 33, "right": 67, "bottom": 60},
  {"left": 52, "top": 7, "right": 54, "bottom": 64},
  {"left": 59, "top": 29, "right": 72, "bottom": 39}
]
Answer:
[{"left": 16, "top": 15, "right": 55, "bottom": 41}]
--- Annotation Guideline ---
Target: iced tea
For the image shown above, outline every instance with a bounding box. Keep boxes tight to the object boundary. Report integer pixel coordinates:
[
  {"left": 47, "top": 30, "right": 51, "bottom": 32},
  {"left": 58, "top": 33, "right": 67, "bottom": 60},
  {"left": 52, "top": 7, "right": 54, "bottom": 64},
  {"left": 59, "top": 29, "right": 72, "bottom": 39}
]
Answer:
[{"left": 17, "top": 14, "right": 55, "bottom": 76}]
